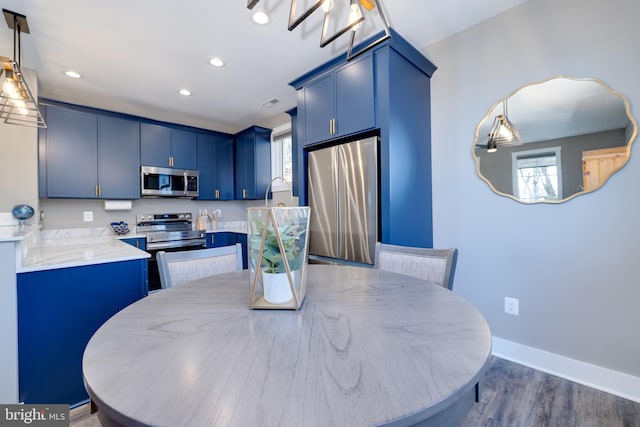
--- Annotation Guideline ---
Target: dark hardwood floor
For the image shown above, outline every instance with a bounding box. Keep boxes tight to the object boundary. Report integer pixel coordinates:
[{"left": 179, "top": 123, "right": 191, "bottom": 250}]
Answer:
[
  {"left": 459, "top": 357, "right": 640, "bottom": 427},
  {"left": 70, "top": 356, "right": 640, "bottom": 426}
]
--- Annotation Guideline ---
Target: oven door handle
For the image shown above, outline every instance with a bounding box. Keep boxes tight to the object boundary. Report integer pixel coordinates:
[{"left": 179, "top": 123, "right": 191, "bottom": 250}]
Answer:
[{"left": 146, "top": 239, "right": 206, "bottom": 251}]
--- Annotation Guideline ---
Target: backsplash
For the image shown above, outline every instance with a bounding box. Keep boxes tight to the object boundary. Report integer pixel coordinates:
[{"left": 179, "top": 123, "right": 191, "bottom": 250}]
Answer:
[
  {"left": 38, "top": 190, "right": 297, "bottom": 230},
  {"left": 38, "top": 198, "right": 262, "bottom": 230}
]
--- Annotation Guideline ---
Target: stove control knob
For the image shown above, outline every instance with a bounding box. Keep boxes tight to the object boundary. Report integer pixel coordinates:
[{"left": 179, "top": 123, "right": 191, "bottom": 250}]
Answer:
[
  {"left": 185, "top": 213, "right": 191, "bottom": 219},
  {"left": 179, "top": 214, "right": 185, "bottom": 219}
]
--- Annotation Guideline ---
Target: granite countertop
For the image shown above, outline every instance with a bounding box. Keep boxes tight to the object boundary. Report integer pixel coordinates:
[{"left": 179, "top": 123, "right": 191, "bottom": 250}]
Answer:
[
  {"left": 0, "top": 227, "right": 26, "bottom": 242},
  {"left": 205, "top": 221, "right": 248, "bottom": 235},
  {"left": 13, "top": 221, "right": 247, "bottom": 273},
  {"left": 18, "top": 228, "right": 149, "bottom": 274}
]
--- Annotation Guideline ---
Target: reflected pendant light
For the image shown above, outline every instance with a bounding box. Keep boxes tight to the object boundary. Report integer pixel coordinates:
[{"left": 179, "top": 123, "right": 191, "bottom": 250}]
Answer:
[
  {"left": 487, "top": 99, "right": 520, "bottom": 150},
  {"left": 0, "top": 9, "right": 46, "bottom": 128}
]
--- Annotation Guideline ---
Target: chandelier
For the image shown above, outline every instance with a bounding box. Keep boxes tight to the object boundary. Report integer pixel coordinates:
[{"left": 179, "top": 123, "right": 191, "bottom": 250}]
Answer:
[{"left": 248, "top": 0, "right": 390, "bottom": 61}]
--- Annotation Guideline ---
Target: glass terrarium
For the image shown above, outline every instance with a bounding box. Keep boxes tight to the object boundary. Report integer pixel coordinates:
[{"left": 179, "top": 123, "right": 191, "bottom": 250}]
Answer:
[{"left": 248, "top": 206, "right": 310, "bottom": 310}]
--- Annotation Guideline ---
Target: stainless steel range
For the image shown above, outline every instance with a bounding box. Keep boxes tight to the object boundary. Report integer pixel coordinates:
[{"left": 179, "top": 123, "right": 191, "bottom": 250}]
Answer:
[{"left": 136, "top": 212, "right": 206, "bottom": 291}]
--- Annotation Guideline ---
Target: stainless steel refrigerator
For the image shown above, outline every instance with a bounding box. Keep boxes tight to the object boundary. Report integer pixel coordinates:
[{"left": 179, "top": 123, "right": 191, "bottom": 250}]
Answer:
[{"left": 307, "top": 136, "right": 378, "bottom": 265}]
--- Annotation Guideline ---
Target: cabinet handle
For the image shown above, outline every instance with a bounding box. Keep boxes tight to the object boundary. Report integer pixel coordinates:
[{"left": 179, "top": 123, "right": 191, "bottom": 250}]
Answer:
[
  {"left": 169, "top": 156, "right": 174, "bottom": 167},
  {"left": 95, "top": 185, "right": 100, "bottom": 197},
  {"left": 136, "top": 240, "right": 139, "bottom": 248},
  {"left": 242, "top": 189, "right": 247, "bottom": 199},
  {"left": 210, "top": 234, "right": 214, "bottom": 246},
  {"left": 215, "top": 189, "right": 220, "bottom": 199}
]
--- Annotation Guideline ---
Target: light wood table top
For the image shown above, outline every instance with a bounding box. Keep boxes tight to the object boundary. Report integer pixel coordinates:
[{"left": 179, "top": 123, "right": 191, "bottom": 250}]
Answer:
[{"left": 83, "top": 265, "right": 491, "bottom": 427}]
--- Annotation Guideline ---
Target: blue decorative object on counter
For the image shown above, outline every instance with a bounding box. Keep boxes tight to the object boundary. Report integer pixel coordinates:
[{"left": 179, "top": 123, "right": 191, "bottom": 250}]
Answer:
[
  {"left": 12, "top": 204, "right": 35, "bottom": 221},
  {"left": 110, "top": 221, "right": 130, "bottom": 235},
  {"left": 12, "top": 204, "right": 35, "bottom": 230}
]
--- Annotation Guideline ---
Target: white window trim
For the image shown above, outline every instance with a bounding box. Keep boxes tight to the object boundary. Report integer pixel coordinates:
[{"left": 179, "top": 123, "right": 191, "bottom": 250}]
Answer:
[
  {"left": 271, "top": 123, "right": 292, "bottom": 192},
  {"left": 512, "top": 146, "right": 563, "bottom": 201}
]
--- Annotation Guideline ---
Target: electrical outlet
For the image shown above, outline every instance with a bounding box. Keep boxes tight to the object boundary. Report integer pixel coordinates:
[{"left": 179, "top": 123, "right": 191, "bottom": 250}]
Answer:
[
  {"left": 83, "top": 211, "right": 94, "bottom": 222},
  {"left": 504, "top": 297, "right": 519, "bottom": 316},
  {"left": 214, "top": 209, "right": 222, "bottom": 218}
]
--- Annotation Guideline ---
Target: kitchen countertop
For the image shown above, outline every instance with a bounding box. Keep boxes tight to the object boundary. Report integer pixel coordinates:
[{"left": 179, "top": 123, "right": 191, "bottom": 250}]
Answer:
[
  {"left": 10, "top": 222, "right": 247, "bottom": 273},
  {"left": 18, "top": 229, "right": 149, "bottom": 274},
  {"left": 0, "top": 227, "right": 30, "bottom": 242}
]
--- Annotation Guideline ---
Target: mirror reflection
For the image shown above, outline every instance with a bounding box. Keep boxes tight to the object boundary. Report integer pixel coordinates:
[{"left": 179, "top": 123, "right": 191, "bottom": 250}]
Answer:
[{"left": 473, "top": 76, "right": 637, "bottom": 203}]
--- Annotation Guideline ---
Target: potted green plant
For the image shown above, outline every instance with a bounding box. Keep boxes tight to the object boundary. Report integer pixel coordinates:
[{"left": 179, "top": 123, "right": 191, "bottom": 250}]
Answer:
[
  {"left": 250, "top": 220, "right": 305, "bottom": 273},
  {"left": 248, "top": 204, "right": 310, "bottom": 308},
  {"left": 249, "top": 217, "right": 306, "bottom": 304}
]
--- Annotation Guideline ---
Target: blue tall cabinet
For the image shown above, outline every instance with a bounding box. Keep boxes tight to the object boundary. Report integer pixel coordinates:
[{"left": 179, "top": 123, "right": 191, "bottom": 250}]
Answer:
[{"left": 290, "top": 29, "right": 437, "bottom": 248}]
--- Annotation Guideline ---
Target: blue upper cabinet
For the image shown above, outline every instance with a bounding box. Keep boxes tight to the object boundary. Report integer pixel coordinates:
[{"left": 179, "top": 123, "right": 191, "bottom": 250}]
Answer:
[
  {"left": 290, "top": 29, "right": 437, "bottom": 249},
  {"left": 197, "top": 133, "right": 215, "bottom": 200},
  {"left": 44, "top": 105, "right": 98, "bottom": 198},
  {"left": 41, "top": 102, "right": 140, "bottom": 199},
  {"left": 140, "top": 123, "right": 170, "bottom": 167},
  {"left": 97, "top": 116, "right": 140, "bottom": 199},
  {"left": 234, "top": 126, "right": 271, "bottom": 200},
  {"left": 170, "top": 129, "right": 197, "bottom": 170},
  {"left": 214, "top": 135, "right": 235, "bottom": 200},
  {"left": 302, "top": 54, "right": 375, "bottom": 145},
  {"left": 197, "top": 133, "right": 234, "bottom": 200},
  {"left": 140, "top": 124, "right": 197, "bottom": 170}
]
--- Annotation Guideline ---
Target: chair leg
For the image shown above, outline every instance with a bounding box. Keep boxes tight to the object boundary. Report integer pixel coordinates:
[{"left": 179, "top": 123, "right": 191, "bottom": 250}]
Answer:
[
  {"left": 90, "top": 399, "right": 98, "bottom": 414},
  {"left": 475, "top": 380, "right": 482, "bottom": 403}
]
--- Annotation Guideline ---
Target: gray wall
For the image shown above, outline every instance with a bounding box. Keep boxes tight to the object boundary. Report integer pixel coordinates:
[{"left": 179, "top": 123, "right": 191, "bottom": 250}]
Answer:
[
  {"left": 0, "top": 69, "right": 39, "bottom": 216},
  {"left": 426, "top": 0, "right": 640, "bottom": 376}
]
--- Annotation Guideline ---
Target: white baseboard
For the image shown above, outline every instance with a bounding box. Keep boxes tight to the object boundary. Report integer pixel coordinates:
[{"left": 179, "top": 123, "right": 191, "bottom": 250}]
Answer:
[{"left": 492, "top": 337, "right": 640, "bottom": 403}]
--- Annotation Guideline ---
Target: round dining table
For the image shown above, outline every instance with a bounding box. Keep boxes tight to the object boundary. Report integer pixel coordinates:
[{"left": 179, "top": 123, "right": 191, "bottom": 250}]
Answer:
[{"left": 83, "top": 264, "right": 491, "bottom": 427}]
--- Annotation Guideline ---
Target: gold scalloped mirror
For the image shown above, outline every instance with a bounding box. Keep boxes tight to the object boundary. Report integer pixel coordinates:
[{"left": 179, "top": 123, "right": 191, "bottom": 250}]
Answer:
[{"left": 473, "top": 76, "right": 637, "bottom": 203}]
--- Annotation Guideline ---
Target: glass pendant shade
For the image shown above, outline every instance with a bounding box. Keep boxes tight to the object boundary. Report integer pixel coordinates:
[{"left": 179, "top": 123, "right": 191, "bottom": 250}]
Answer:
[
  {"left": 1, "top": 10, "right": 46, "bottom": 128},
  {"left": 0, "top": 58, "right": 46, "bottom": 128},
  {"left": 486, "top": 100, "right": 520, "bottom": 149}
]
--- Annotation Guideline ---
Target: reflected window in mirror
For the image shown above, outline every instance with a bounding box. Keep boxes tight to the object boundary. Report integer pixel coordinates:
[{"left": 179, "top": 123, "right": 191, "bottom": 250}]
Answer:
[
  {"left": 473, "top": 76, "right": 637, "bottom": 203},
  {"left": 512, "top": 147, "right": 562, "bottom": 202}
]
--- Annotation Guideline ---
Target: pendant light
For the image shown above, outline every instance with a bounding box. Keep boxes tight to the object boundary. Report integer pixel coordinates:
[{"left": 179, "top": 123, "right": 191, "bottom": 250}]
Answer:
[
  {"left": 250, "top": 0, "right": 390, "bottom": 61},
  {"left": 487, "top": 99, "right": 520, "bottom": 151},
  {"left": 0, "top": 9, "right": 46, "bottom": 128},
  {"left": 320, "top": 0, "right": 364, "bottom": 48}
]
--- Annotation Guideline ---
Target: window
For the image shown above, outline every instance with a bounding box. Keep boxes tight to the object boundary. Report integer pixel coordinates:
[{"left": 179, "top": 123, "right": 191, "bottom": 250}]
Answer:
[
  {"left": 512, "top": 147, "right": 562, "bottom": 202},
  {"left": 271, "top": 124, "right": 293, "bottom": 191}
]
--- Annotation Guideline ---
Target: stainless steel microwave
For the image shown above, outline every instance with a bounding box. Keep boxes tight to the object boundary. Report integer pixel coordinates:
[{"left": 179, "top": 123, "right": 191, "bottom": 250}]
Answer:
[{"left": 141, "top": 166, "right": 199, "bottom": 198}]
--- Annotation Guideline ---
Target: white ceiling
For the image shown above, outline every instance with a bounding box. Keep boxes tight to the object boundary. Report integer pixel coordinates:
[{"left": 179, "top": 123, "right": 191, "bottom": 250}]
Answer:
[{"left": 1, "top": 0, "right": 529, "bottom": 134}]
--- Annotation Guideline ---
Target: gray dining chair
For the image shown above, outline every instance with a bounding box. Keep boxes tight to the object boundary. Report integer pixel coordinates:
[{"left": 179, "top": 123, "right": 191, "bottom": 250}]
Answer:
[
  {"left": 374, "top": 242, "right": 459, "bottom": 290},
  {"left": 156, "top": 244, "right": 243, "bottom": 289}
]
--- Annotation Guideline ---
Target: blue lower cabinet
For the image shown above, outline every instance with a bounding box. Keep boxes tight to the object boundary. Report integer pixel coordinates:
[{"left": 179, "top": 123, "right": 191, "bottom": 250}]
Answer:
[
  {"left": 206, "top": 232, "right": 248, "bottom": 269},
  {"left": 120, "top": 237, "right": 146, "bottom": 251},
  {"left": 17, "top": 259, "right": 147, "bottom": 406}
]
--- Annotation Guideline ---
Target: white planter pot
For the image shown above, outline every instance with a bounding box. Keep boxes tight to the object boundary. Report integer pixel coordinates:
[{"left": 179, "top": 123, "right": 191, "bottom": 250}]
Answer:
[{"left": 263, "top": 271, "right": 293, "bottom": 304}]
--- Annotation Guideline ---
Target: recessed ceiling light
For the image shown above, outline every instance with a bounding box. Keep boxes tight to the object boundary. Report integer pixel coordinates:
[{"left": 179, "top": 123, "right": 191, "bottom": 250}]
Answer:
[
  {"left": 252, "top": 10, "right": 269, "bottom": 25},
  {"left": 178, "top": 89, "right": 192, "bottom": 96},
  {"left": 208, "top": 57, "right": 225, "bottom": 67},
  {"left": 64, "top": 70, "right": 82, "bottom": 79}
]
